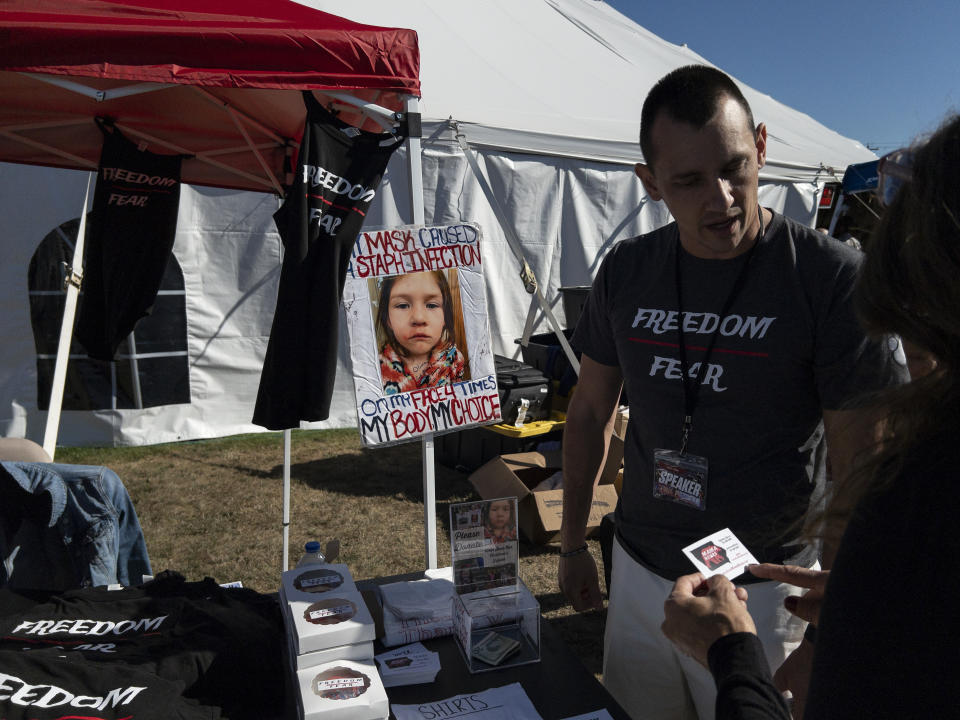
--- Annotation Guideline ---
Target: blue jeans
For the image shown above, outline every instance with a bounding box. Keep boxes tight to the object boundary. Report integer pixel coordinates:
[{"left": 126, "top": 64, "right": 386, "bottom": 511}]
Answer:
[{"left": 1, "top": 461, "right": 152, "bottom": 589}]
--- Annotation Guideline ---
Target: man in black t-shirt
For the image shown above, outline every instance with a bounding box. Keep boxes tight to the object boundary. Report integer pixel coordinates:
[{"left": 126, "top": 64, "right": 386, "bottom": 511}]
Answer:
[{"left": 556, "top": 66, "right": 906, "bottom": 720}]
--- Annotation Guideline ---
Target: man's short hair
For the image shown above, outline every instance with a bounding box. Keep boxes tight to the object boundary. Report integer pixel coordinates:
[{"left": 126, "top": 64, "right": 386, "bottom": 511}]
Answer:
[{"left": 640, "top": 65, "right": 756, "bottom": 168}]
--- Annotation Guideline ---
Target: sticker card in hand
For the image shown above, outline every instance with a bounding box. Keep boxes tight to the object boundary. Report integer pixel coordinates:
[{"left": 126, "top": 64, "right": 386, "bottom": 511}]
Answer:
[{"left": 681, "top": 528, "right": 758, "bottom": 579}]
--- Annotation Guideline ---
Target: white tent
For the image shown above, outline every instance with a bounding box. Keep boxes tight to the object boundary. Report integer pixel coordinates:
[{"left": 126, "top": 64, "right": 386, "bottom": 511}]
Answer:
[{"left": 0, "top": 0, "right": 874, "bottom": 447}]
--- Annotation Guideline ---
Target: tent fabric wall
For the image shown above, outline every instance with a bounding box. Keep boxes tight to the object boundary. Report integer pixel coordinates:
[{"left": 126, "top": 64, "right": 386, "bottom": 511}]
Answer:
[
  {"left": 2, "top": 146, "right": 825, "bottom": 447},
  {"left": 304, "top": 0, "right": 872, "bottom": 180},
  {"left": 0, "top": 0, "right": 874, "bottom": 446}
]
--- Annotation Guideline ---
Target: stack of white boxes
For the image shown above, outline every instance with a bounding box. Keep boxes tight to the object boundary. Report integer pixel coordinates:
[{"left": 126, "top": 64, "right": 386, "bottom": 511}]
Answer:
[{"left": 280, "top": 564, "right": 389, "bottom": 720}]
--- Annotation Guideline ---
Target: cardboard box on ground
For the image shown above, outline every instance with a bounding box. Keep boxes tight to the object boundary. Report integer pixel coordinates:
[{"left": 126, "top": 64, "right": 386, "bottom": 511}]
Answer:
[{"left": 468, "top": 413, "right": 626, "bottom": 545}]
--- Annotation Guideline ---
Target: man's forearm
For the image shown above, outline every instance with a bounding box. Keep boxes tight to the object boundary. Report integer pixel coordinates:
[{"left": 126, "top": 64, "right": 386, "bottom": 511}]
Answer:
[{"left": 561, "top": 412, "right": 615, "bottom": 550}]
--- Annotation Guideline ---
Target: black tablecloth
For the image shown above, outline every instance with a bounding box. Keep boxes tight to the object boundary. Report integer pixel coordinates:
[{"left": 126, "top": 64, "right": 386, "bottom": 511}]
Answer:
[{"left": 357, "top": 573, "right": 630, "bottom": 720}]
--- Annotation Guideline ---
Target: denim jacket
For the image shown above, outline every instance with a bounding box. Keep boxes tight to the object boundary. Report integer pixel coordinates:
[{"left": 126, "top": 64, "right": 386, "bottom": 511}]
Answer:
[{"left": 0, "top": 461, "right": 152, "bottom": 590}]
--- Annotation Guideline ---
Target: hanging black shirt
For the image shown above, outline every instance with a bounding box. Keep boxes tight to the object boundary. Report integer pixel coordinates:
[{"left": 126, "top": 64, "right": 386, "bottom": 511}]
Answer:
[
  {"left": 76, "top": 119, "right": 182, "bottom": 361},
  {"left": 253, "top": 93, "right": 405, "bottom": 430}
]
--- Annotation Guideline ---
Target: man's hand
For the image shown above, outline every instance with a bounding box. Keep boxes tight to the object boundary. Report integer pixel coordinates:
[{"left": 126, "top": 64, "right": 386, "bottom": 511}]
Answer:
[
  {"left": 747, "top": 563, "right": 829, "bottom": 625},
  {"left": 773, "top": 637, "right": 815, "bottom": 720},
  {"left": 558, "top": 550, "right": 603, "bottom": 612},
  {"left": 661, "top": 573, "right": 757, "bottom": 667}
]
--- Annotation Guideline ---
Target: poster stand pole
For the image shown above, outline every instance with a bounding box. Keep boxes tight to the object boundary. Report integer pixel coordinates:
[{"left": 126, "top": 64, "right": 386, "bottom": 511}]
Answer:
[
  {"left": 403, "top": 95, "right": 437, "bottom": 570},
  {"left": 282, "top": 428, "right": 291, "bottom": 571}
]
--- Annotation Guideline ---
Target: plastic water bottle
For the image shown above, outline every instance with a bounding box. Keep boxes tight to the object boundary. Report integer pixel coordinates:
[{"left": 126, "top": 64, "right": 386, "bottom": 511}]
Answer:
[{"left": 296, "top": 540, "right": 326, "bottom": 567}]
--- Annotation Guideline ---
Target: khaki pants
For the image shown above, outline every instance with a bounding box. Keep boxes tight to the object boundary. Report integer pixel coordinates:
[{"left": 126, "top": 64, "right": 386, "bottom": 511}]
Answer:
[{"left": 602, "top": 536, "right": 809, "bottom": 720}]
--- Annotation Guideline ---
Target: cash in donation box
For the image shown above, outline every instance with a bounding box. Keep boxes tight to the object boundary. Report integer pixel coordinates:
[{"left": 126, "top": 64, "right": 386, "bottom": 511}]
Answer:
[{"left": 449, "top": 497, "right": 540, "bottom": 673}]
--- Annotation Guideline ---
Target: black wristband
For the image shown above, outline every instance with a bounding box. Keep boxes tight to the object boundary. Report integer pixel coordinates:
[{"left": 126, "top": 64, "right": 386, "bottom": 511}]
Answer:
[
  {"left": 559, "top": 544, "right": 589, "bottom": 558},
  {"left": 803, "top": 623, "right": 816, "bottom": 644}
]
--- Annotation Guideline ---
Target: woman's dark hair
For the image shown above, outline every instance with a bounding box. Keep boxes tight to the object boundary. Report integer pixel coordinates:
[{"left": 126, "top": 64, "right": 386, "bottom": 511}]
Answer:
[
  {"left": 376, "top": 270, "right": 455, "bottom": 357},
  {"left": 810, "top": 114, "right": 960, "bottom": 540}
]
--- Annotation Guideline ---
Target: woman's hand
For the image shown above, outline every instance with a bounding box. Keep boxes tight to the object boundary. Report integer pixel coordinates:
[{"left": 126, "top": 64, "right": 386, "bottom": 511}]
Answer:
[
  {"left": 662, "top": 573, "right": 757, "bottom": 667},
  {"left": 747, "top": 563, "right": 829, "bottom": 625}
]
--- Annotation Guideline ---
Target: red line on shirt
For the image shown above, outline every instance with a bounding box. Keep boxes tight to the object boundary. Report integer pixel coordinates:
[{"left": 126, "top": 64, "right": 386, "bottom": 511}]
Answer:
[
  {"left": 627, "top": 336, "right": 769, "bottom": 358},
  {"left": 3, "top": 635, "right": 84, "bottom": 645},
  {"left": 306, "top": 194, "right": 366, "bottom": 215},
  {"left": 108, "top": 184, "right": 175, "bottom": 194}
]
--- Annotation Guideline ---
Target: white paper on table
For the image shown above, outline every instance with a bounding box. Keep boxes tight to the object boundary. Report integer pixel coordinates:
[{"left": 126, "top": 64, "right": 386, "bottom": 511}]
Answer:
[
  {"left": 381, "top": 568, "right": 457, "bottom": 646},
  {"left": 559, "top": 710, "right": 615, "bottom": 720},
  {"left": 375, "top": 642, "right": 440, "bottom": 684},
  {"left": 381, "top": 577, "right": 454, "bottom": 620},
  {"left": 681, "top": 527, "right": 758, "bottom": 580},
  {"left": 392, "top": 682, "right": 542, "bottom": 720}
]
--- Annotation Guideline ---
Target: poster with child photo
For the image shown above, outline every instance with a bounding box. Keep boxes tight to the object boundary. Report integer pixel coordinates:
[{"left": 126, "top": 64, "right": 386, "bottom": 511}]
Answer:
[
  {"left": 449, "top": 498, "right": 519, "bottom": 594},
  {"left": 343, "top": 223, "right": 501, "bottom": 447}
]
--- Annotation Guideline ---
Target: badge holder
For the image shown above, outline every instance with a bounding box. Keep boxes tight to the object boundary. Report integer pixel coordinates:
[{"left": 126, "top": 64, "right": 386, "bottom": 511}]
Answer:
[
  {"left": 449, "top": 498, "right": 540, "bottom": 673},
  {"left": 653, "top": 448, "right": 708, "bottom": 511}
]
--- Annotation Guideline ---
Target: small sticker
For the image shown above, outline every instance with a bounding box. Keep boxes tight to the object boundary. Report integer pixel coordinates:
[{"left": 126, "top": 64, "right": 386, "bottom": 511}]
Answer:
[
  {"left": 681, "top": 528, "right": 758, "bottom": 580},
  {"left": 312, "top": 667, "right": 370, "bottom": 700},
  {"left": 303, "top": 597, "right": 357, "bottom": 625},
  {"left": 309, "top": 603, "right": 355, "bottom": 620},
  {"left": 294, "top": 569, "right": 344, "bottom": 593}
]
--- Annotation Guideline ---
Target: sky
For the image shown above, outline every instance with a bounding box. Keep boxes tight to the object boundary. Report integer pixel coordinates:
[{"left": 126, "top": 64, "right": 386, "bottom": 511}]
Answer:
[{"left": 604, "top": 0, "right": 960, "bottom": 153}]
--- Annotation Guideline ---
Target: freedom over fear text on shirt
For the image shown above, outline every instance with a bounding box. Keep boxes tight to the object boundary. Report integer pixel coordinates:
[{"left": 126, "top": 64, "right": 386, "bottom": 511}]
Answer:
[{"left": 629, "top": 307, "right": 777, "bottom": 392}]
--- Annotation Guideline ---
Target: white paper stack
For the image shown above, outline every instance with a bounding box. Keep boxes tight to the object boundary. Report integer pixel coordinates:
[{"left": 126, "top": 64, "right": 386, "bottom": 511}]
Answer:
[
  {"left": 379, "top": 567, "right": 456, "bottom": 647},
  {"left": 374, "top": 642, "right": 441, "bottom": 687},
  {"left": 296, "top": 659, "right": 389, "bottom": 720}
]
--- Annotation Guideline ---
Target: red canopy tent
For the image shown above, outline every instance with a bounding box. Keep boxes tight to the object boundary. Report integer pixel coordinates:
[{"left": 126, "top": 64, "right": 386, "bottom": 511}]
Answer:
[
  {"left": 0, "top": 0, "right": 420, "bottom": 194},
  {"left": 0, "top": 0, "right": 435, "bottom": 569}
]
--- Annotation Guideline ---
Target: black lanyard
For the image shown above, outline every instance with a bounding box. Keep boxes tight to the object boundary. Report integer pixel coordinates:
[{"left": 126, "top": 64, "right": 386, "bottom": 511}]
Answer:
[{"left": 674, "top": 208, "right": 763, "bottom": 453}]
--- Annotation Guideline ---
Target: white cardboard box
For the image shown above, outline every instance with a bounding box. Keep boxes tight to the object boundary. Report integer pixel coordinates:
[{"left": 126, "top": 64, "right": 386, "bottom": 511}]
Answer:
[
  {"left": 287, "top": 589, "right": 376, "bottom": 655},
  {"left": 296, "top": 659, "right": 389, "bottom": 720},
  {"left": 285, "top": 618, "right": 374, "bottom": 670}
]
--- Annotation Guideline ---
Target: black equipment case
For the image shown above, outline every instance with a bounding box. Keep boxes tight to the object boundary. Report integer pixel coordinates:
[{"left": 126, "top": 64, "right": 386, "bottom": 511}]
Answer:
[{"left": 495, "top": 354, "right": 551, "bottom": 425}]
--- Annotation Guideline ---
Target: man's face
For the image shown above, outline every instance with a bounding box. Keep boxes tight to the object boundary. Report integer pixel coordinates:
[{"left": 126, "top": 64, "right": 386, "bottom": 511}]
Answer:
[{"left": 636, "top": 96, "right": 767, "bottom": 259}]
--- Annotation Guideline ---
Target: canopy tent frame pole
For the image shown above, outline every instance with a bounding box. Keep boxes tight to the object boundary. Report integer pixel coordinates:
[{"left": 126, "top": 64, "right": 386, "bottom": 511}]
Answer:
[
  {"left": 0, "top": 125, "right": 97, "bottom": 170},
  {"left": 42, "top": 172, "right": 94, "bottom": 460},
  {"left": 827, "top": 194, "right": 847, "bottom": 236},
  {"left": 12, "top": 73, "right": 298, "bottom": 194},
  {"left": 112, "top": 123, "right": 282, "bottom": 194},
  {"left": 125, "top": 332, "right": 144, "bottom": 410},
  {"left": 22, "top": 72, "right": 177, "bottom": 101},
  {"left": 282, "top": 429, "right": 292, "bottom": 570}
]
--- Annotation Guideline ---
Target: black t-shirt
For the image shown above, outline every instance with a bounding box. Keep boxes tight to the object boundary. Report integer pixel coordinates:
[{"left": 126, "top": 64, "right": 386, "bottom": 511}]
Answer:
[
  {"left": 253, "top": 93, "right": 405, "bottom": 430},
  {"left": 573, "top": 213, "right": 907, "bottom": 579},
  {"left": 76, "top": 119, "right": 182, "bottom": 361},
  {"left": 0, "top": 649, "right": 222, "bottom": 720},
  {"left": 0, "top": 575, "right": 286, "bottom": 720}
]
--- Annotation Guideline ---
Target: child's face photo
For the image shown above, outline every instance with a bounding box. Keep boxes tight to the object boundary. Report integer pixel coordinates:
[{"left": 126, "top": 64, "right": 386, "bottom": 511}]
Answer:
[
  {"left": 488, "top": 500, "right": 512, "bottom": 530},
  {"left": 386, "top": 272, "right": 445, "bottom": 362}
]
